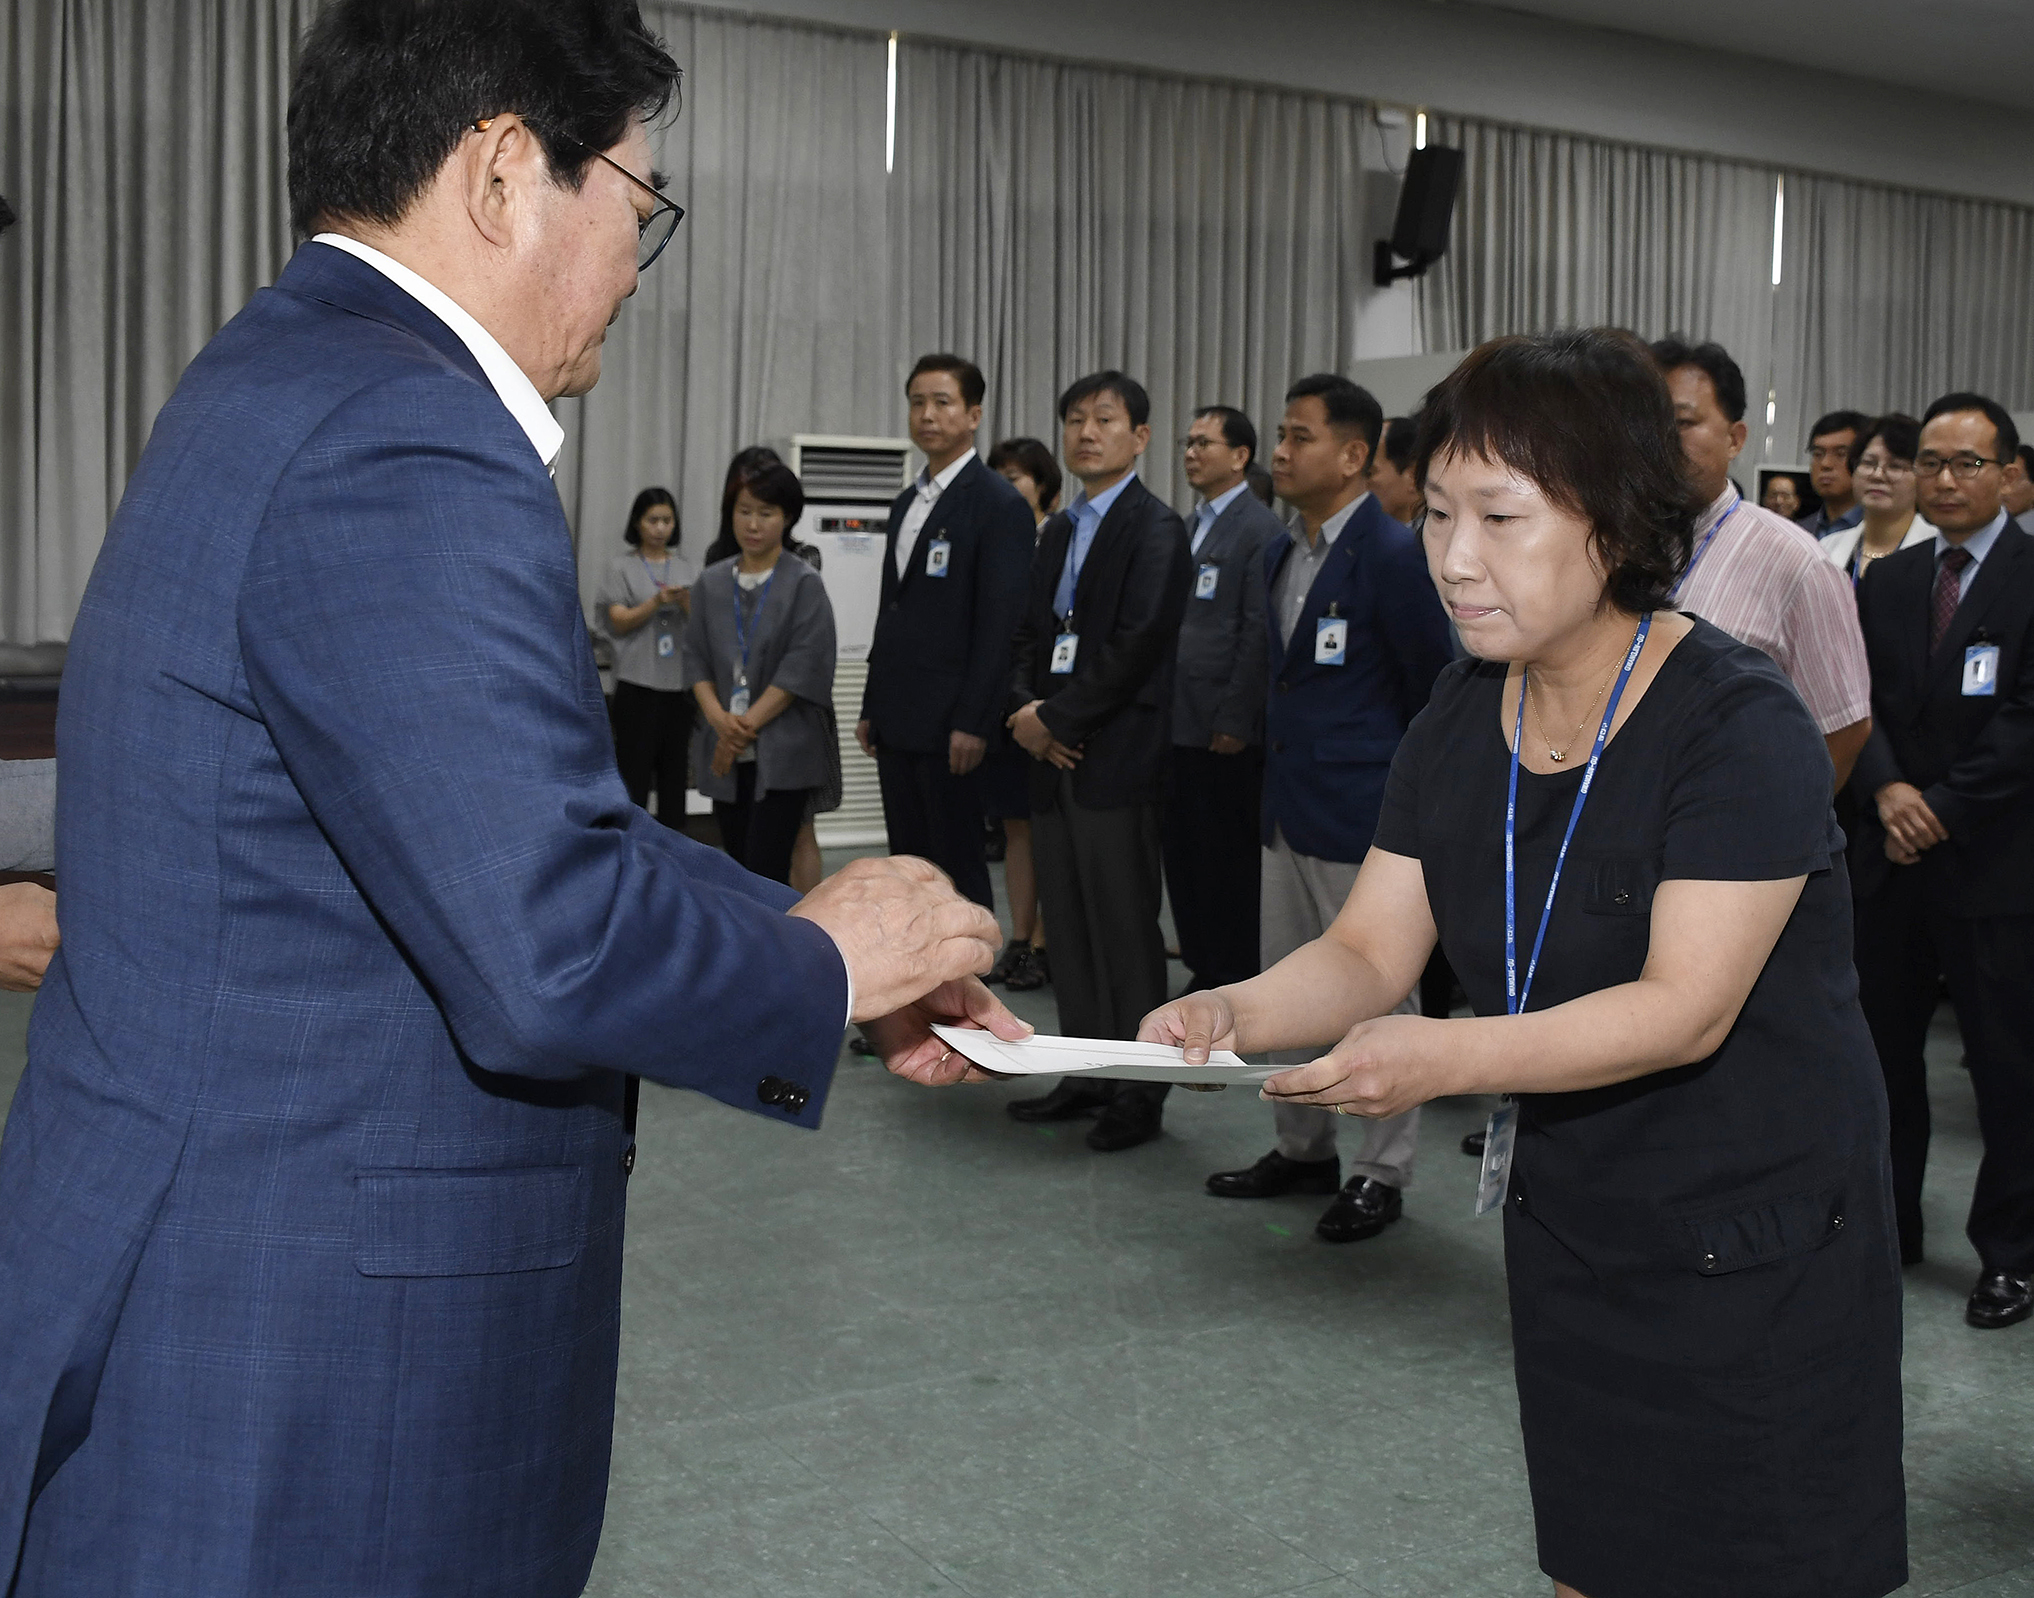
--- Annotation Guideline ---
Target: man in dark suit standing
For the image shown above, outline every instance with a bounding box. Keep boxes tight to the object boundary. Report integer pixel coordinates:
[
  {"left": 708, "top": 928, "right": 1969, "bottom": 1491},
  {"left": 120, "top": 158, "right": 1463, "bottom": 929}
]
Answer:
[
  {"left": 1204, "top": 375, "right": 1452, "bottom": 1240},
  {"left": 858, "top": 355, "right": 1036, "bottom": 908},
  {"left": 1005, "top": 371, "right": 1193, "bottom": 1151},
  {"left": 1851, "top": 391, "right": 2034, "bottom": 1330},
  {"left": 1162, "top": 405, "right": 1279, "bottom": 995}
]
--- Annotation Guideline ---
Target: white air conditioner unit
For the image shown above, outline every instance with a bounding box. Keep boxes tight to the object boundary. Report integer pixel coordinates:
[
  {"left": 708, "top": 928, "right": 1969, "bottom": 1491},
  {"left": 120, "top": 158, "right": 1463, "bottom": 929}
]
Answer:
[{"left": 790, "top": 435, "right": 912, "bottom": 503}]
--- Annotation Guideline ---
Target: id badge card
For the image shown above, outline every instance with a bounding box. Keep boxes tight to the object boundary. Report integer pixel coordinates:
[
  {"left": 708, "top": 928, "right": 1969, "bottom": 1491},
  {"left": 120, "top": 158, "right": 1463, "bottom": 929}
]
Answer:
[
  {"left": 1049, "top": 632, "right": 1079, "bottom": 675},
  {"left": 925, "top": 537, "right": 951, "bottom": 578},
  {"left": 728, "top": 685, "right": 751, "bottom": 716},
  {"left": 1315, "top": 614, "right": 1349, "bottom": 666},
  {"left": 1194, "top": 563, "right": 1220, "bottom": 600},
  {"left": 1964, "top": 643, "right": 2000, "bottom": 697},
  {"left": 1473, "top": 1101, "right": 1519, "bottom": 1217},
  {"left": 655, "top": 632, "right": 675, "bottom": 658}
]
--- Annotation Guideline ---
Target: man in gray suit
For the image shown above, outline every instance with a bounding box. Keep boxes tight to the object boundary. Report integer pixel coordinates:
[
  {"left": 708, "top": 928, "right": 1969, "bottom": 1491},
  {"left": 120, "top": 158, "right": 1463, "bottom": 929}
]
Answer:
[
  {"left": 0, "top": 758, "right": 58, "bottom": 991},
  {"left": 1160, "top": 406, "right": 1279, "bottom": 994}
]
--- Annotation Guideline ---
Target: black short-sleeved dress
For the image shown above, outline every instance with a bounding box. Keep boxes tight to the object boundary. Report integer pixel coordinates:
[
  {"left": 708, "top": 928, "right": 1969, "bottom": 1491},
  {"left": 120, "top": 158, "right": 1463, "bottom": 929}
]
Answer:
[{"left": 1373, "top": 618, "right": 1906, "bottom": 1598}]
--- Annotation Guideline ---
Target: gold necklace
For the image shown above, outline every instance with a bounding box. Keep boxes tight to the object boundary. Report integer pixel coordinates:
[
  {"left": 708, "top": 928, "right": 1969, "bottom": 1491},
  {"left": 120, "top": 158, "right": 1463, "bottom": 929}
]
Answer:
[{"left": 1525, "top": 656, "right": 1621, "bottom": 763}]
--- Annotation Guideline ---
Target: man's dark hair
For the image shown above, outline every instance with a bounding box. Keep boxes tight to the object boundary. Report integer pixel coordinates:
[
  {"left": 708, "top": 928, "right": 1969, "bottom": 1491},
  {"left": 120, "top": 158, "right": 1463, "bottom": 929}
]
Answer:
[
  {"left": 1380, "top": 415, "right": 1419, "bottom": 473},
  {"left": 288, "top": 0, "right": 680, "bottom": 238},
  {"left": 908, "top": 355, "right": 986, "bottom": 409},
  {"left": 1416, "top": 329, "right": 1699, "bottom": 614},
  {"left": 986, "top": 437, "right": 1062, "bottom": 515},
  {"left": 1245, "top": 462, "right": 1275, "bottom": 506},
  {"left": 1921, "top": 392, "right": 2021, "bottom": 463},
  {"left": 1193, "top": 406, "right": 1258, "bottom": 466},
  {"left": 1057, "top": 370, "right": 1150, "bottom": 429},
  {"left": 2018, "top": 444, "right": 2034, "bottom": 475},
  {"left": 1807, "top": 409, "right": 1871, "bottom": 448},
  {"left": 1846, "top": 414, "right": 1922, "bottom": 472},
  {"left": 1284, "top": 374, "right": 1384, "bottom": 460},
  {"left": 623, "top": 485, "right": 677, "bottom": 547},
  {"left": 1648, "top": 336, "right": 1747, "bottom": 425},
  {"left": 0, "top": 194, "right": 15, "bottom": 236}
]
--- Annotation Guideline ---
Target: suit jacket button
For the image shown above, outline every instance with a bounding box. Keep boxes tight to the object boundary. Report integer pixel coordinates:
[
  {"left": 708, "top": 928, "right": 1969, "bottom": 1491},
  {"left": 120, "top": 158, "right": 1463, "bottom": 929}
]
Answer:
[
  {"left": 784, "top": 1086, "right": 810, "bottom": 1114},
  {"left": 621, "top": 1145, "right": 636, "bottom": 1176},
  {"left": 1271, "top": 739, "right": 1284, "bottom": 752},
  {"left": 757, "top": 1076, "right": 787, "bottom": 1105}
]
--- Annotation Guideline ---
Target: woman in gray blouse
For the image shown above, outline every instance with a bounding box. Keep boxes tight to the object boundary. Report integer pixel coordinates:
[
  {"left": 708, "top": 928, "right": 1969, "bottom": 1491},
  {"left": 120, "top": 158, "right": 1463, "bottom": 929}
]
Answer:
[
  {"left": 598, "top": 488, "right": 699, "bottom": 828},
  {"left": 683, "top": 462, "right": 837, "bottom": 884}
]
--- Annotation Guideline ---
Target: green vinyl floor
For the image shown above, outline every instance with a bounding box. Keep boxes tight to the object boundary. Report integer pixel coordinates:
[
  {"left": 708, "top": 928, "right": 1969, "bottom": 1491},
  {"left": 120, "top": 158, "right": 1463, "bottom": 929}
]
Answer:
[{"left": 1, "top": 850, "right": 2028, "bottom": 1597}]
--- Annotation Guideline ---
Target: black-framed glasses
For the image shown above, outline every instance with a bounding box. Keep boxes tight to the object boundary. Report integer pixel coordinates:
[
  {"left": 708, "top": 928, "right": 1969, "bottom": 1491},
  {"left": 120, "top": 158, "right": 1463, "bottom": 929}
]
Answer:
[
  {"left": 473, "top": 118, "right": 685, "bottom": 271},
  {"left": 1914, "top": 452, "right": 2006, "bottom": 481}
]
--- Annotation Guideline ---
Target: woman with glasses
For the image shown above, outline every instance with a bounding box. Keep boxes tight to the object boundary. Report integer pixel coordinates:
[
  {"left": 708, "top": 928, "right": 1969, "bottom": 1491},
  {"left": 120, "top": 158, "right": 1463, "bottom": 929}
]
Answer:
[
  {"left": 683, "top": 462, "right": 837, "bottom": 885},
  {"left": 599, "top": 487, "right": 697, "bottom": 828},
  {"left": 1819, "top": 413, "right": 1935, "bottom": 584}
]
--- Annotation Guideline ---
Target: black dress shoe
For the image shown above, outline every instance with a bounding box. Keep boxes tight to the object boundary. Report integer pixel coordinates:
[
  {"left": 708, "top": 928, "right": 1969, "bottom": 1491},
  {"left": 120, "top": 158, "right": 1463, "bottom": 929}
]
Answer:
[
  {"left": 1315, "top": 1178, "right": 1403, "bottom": 1243},
  {"left": 1966, "top": 1269, "right": 2034, "bottom": 1329},
  {"left": 1087, "top": 1094, "right": 1163, "bottom": 1152},
  {"left": 1206, "top": 1149, "right": 1342, "bottom": 1199},
  {"left": 1461, "top": 1130, "right": 1487, "bottom": 1157},
  {"left": 1006, "top": 1077, "right": 1112, "bottom": 1122},
  {"left": 1005, "top": 946, "right": 1050, "bottom": 992}
]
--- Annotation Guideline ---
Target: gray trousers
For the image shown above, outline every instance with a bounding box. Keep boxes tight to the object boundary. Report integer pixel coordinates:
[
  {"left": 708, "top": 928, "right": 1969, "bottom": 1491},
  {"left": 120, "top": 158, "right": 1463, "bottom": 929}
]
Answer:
[
  {"left": 1262, "top": 828, "right": 1420, "bottom": 1187},
  {"left": 1031, "top": 772, "right": 1169, "bottom": 1044}
]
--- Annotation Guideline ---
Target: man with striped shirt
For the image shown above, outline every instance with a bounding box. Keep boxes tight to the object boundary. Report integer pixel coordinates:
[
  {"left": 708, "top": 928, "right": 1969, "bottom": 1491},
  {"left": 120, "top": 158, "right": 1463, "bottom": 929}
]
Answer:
[{"left": 1652, "top": 338, "right": 1873, "bottom": 785}]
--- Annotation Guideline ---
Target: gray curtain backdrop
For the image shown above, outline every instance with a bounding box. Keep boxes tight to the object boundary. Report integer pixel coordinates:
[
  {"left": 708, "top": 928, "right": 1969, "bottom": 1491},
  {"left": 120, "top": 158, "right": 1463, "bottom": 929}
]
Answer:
[
  {"left": 1417, "top": 113, "right": 2034, "bottom": 462},
  {"left": 7, "top": 0, "right": 2033, "bottom": 644}
]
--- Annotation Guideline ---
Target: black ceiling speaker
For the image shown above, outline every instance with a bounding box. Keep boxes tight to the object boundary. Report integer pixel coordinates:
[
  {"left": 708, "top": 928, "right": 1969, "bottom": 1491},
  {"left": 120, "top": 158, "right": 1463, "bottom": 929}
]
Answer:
[
  {"left": 0, "top": 195, "right": 15, "bottom": 236},
  {"left": 1374, "top": 145, "right": 1462, "bottom": 288}
]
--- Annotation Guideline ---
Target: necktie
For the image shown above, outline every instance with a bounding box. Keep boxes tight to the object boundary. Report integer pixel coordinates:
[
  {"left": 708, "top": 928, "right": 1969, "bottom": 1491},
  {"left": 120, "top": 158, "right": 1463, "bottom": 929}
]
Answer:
[{"left": 1931, "top": 546, "right": 1973, "bottom": 651}]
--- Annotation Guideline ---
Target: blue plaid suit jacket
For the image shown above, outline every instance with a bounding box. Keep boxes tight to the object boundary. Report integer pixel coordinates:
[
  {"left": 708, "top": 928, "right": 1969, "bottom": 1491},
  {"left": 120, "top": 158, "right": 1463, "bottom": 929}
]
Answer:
[{"left": 0, "top": 243, "right": 847, "bottom": 1596}]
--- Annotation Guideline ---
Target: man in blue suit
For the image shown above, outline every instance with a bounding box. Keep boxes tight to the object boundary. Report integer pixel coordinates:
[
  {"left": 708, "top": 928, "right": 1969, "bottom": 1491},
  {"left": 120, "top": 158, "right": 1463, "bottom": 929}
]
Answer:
[
  {"left": 1203, "top": 376, "right": 1452, "bottom": 1242},
  {"left": 0, "top": 5, "right": 1017, "bottom": 1594}
]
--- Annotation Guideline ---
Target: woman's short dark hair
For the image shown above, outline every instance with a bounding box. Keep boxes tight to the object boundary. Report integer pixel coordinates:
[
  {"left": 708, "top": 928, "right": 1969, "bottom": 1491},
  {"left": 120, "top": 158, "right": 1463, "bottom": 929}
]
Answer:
[
  {"left": 1847, "top": 414, "right": 1922, "bottom": 472},
  {"left": 288, "top": 0, "right": 679, "bottom": 238},
  {"left": 1415, "top": 329, "right": 1700, "bottom": 615},
  {"left": 623, "top": 486, "right": 676, "bottom": 547},
  {"left": 987, "top": 437, "right": 1063, "bottom": 514},
  {"left": 705, "top": 446, "right": 783, "bottom": 563},
  {"left": 712, "top": 460, "right": 807, "bottom": 562}
]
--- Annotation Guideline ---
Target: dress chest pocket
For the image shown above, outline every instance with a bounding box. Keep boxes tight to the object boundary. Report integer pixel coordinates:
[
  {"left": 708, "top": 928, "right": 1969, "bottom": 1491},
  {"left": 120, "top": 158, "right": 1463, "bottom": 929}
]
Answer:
[{"left": 1580, "top": 854, "right": 1659, "bottom": 917}]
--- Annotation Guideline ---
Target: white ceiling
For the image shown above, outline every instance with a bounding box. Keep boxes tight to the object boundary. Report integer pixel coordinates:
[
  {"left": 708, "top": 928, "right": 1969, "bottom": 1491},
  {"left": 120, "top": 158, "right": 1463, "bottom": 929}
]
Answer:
[{"left": 1460, "top": 0, "right": 2034, "bottom": 110}]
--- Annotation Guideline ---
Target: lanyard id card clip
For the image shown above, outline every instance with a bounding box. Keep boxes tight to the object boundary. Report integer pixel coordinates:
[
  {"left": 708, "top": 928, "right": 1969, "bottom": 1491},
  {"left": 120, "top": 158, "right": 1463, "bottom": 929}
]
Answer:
[
  {"left": 926, "top": 537, "right": 951, "bottom": 577},
  {"left": 1964, "top": 640, "right": 2000, "bottom": 696},
  {"left": 655, "top": 633, "right": 675, "bottom": 657},
  {"left": 1315, "top": 605, "right": 1348, "bottom": 665},
  {"left": 1194, "top": 563, "right": 1220, "bottom": 600},
  {"left": 1049, "top": 630, "right": 1079, "bottom": 674},
  {"left": 1473, "top": 1100, "right": 1519, "bottom": 1216}
]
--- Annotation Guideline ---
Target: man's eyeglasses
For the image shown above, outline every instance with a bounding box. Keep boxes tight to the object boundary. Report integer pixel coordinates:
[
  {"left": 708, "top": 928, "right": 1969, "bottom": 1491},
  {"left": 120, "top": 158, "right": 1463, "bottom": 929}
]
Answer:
[
  {"left": 472, "top": 118, "right": 685, "bottom": 271},
  {"left": 1914, "top": 452, "right": 2006, "bottom": 481}
]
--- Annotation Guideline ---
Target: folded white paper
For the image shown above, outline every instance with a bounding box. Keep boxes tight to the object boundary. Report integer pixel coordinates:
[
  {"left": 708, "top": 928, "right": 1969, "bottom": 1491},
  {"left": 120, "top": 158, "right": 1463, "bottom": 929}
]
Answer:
[{"left": 931, "top": 1024, "right": 1283, "bottom": 1085}]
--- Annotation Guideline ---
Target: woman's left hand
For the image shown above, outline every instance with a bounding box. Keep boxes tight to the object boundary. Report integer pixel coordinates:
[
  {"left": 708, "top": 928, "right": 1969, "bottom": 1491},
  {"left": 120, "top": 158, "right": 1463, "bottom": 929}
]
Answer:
[{"left": 1259, "top": 1013, "right": 1452, "bottom": 1120}]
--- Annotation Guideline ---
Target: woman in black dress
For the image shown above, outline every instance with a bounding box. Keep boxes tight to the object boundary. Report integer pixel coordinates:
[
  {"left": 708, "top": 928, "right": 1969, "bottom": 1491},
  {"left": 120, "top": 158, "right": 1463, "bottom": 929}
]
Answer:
[{"left": 1142, "top": 329, "right": 1905, "bottom": 1598}]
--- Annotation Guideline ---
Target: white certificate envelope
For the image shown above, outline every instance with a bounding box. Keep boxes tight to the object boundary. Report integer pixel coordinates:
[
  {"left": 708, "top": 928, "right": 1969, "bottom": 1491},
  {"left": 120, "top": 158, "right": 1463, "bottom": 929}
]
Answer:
[{"left": 930, "top": 1024, "right": 1283, "bottom": 1085}]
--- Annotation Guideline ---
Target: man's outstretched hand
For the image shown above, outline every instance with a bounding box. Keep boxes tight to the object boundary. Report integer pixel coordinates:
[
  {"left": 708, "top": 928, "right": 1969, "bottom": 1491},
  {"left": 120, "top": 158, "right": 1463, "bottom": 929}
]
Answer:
[
  {"left": 789, "top": 855, "right": 1003, "bottom": 1022},
  {"left": 863, "top": 976, "right": 1033, "bottom": 1085}
]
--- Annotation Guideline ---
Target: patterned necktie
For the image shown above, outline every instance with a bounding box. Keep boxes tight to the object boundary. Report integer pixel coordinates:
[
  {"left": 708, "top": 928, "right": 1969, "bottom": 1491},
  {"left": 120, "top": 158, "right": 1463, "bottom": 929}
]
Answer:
[{"left": 1931, "top": 546, "right": 1973, "bottom": 651}]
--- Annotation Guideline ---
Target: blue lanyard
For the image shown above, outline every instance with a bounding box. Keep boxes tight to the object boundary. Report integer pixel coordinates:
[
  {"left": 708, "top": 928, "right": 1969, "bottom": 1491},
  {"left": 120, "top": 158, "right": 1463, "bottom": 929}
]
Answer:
[
  {"left": 1504, "top": 613, "right": 1652, "bottom": 1016},
  {"left": 640, "top": 554, "right": 673, "bottom": 588},
  {"left": 730, "top": 572, "right": 773, "bottom": 684},
  {"left": 1670, "top": 493, "right": 1739, "bottom": 601}
]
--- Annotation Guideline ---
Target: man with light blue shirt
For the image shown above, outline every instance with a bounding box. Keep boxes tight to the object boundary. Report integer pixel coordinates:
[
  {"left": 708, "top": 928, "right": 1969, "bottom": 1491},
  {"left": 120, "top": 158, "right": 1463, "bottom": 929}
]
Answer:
[
  {"left": 1005, "top": 371, "right": 1193, "bottom": 1151},
  {"left": 1162, "top": 405, "right": 1278, "bottom": 996}
]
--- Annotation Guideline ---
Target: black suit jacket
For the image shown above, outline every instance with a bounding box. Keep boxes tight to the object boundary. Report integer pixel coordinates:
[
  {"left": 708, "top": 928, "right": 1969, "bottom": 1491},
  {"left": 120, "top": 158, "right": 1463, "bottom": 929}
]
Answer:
[
  {"left": 1849, "top": 522, "right": 2034, "bottom": 914},
  {"left": 861, "top": 455, "right": 1037, "bottom": 753},
  {"left": 1008, "top": 474, "right": 1192, "bottom": 810}
]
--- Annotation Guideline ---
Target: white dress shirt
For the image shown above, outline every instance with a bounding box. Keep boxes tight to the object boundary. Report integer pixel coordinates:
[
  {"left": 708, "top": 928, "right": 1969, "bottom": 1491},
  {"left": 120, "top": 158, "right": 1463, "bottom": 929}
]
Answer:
[
  {"left": 1191, "top": 481, "right": 1250, "bottom": 556},
  {"left": 894, "top": 449, "right": 976, "bottom": 576},
  {"left": 311, "top": 233, "right": 564, "bottom": 472}
]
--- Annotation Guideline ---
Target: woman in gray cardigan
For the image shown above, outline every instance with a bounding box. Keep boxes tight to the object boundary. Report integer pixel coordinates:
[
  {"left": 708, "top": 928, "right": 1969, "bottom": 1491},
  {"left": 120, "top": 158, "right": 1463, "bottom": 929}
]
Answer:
[{"left": 683, "top": 462, "right": 837, "bottom": 884}]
